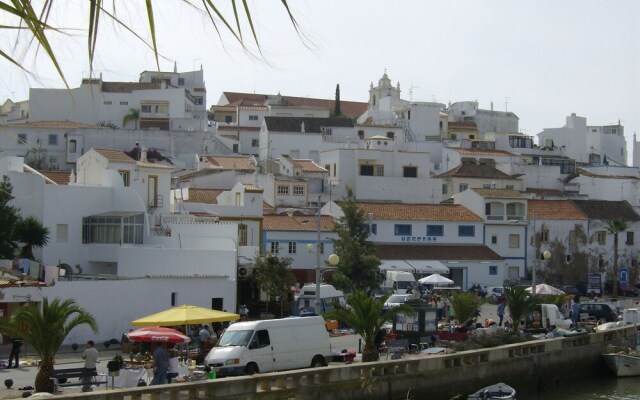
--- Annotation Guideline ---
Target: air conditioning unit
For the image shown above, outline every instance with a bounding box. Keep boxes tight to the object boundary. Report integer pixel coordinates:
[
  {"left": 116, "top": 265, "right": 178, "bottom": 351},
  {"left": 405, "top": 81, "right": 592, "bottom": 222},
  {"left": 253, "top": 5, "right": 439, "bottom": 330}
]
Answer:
[{"left": 238, "top": 266, "right": 254, "bottom": 278}]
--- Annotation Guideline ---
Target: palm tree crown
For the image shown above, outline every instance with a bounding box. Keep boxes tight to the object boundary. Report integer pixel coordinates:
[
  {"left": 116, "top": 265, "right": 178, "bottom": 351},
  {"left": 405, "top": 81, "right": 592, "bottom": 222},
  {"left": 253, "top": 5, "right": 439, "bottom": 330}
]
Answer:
[
  {"left": 14, "top": 216, "right": 49, "bottom": 260},
  {"left": 606, "top": 218, "right": 629, "bottom": 298}
]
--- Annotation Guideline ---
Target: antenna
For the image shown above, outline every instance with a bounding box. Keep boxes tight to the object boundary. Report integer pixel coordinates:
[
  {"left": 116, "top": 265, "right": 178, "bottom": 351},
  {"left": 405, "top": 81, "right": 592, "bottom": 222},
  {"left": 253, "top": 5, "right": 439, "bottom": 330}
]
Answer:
[
  {"left": 504, "top": 97, "right": 509, "bottom": 112},
  {"left": 409, "top": 84, "right": 420, "bottom": 101}
]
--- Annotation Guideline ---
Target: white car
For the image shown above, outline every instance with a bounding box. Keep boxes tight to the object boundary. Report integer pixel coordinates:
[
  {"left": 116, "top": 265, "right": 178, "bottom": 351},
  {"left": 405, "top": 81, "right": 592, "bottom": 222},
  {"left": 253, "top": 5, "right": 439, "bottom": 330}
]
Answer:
[
  {"left": 383, "top": 294, "right": 412, "bottom": 309},
  {"left": 486, "top": 287, "right": 505, "bottom": 304}
]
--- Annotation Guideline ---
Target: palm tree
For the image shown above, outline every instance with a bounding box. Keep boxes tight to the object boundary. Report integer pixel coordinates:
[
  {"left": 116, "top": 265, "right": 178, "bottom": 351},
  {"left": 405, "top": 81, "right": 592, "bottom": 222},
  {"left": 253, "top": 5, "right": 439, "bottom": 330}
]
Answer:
[
  {"left": 324, "top": 291, "right": 414, "bottom": 362},
  {"left": 0, "top": 298, "right": 98, "bottom": 393},
  {"left": 122, "top": 108, "right": 140, "bottom": 129},
  {"left": 504, "top": 286, "right": 538, "bottom": 333},
  {"left": 449, "top": 292, "right": 486, "bottom": 326},
  {"left": 14, "top": 216, "right": 49, "bottom": 260},
  {"left": 606, "top": 219, "right": 629, "bottom": 298}
]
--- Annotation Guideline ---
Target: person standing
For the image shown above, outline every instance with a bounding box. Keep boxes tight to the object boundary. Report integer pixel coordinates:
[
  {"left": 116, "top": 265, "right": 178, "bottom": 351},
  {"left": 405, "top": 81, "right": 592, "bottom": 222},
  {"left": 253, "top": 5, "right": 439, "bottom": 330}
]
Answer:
[
  {"left": 497, "top": 299, "right": 506, "bottom": 327},
  {"left": 8, "top": 337, "right": 22, "bottom": 368},
  {"left": 151, "top": 343, "right": 169, "bottom": 385},
  {"left": 82, "top": 340, "right": 99, "bottom": 392},
  {"left": 166, "top": 349, "right": 179, "bottom": 384},
  {"left": 198, "top": 325, "right": 211, "bottom": 344}
]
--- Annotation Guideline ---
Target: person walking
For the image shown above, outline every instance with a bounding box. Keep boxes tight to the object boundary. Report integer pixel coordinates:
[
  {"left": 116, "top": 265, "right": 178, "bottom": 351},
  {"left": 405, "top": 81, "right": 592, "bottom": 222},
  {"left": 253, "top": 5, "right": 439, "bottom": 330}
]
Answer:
[
  {"left": 8, "top": 337, "right": 22, "bottom": 368},
  {"left": 82, "top": 340, "right": 99, "bottom": 392},
  {"left": 497, "top": 299, "right": 506, "bottom": 327},
  {"left": 151, "top": 343, "right": 169, "bottom": 385}
]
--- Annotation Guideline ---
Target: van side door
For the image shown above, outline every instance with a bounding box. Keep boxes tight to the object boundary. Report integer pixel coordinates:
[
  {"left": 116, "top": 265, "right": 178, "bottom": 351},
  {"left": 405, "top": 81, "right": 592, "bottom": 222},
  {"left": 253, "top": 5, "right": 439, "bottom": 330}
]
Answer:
[{"left": 248, "top": 329, "right": 275, "bottom": 372}]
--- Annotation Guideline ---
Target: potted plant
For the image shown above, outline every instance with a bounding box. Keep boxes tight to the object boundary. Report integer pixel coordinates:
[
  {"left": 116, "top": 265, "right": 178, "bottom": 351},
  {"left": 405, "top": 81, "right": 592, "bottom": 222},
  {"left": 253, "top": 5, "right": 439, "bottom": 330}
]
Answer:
[{"left": 107, "top": 354, "right": 124, "bottom": 376}]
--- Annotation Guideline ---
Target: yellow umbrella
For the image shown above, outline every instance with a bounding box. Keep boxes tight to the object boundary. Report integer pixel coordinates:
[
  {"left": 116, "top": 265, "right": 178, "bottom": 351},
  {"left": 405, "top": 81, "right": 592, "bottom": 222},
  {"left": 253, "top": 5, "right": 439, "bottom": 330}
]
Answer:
[{"left": 131, "top": 304, "right": 240, "bottom": 326}]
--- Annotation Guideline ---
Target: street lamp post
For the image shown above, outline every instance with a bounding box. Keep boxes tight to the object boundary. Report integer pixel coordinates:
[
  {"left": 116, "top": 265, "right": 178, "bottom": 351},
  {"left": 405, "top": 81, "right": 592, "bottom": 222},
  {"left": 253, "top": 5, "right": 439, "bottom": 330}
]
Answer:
[{"left": 310, "top": 195, "right": 340, "bottom": 315}]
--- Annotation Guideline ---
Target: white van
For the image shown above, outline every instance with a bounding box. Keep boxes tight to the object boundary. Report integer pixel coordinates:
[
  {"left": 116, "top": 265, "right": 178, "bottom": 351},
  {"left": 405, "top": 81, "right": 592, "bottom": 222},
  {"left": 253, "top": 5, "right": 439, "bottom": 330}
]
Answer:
[
  {"left": 204, "top": 316, "right": 332, "bottom": 376},
  {"left": 292, "top": 284, "right": 346, "bottom": 316},
  {"left": 384, "top": 271, "right": 417, "bottom": 294}
]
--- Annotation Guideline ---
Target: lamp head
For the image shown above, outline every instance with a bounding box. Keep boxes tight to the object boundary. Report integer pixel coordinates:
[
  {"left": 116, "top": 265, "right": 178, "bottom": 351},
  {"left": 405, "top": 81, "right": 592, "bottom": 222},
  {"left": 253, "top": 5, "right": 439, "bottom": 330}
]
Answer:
[
  {"left": 306, "top": 243, "right": 314, "bottom": 252},
  {"left": 543, "top": 250, "right": 552, "bottom": 260},
  {"left": 327, "top": 254, "right": 340, "bottom": 266}
]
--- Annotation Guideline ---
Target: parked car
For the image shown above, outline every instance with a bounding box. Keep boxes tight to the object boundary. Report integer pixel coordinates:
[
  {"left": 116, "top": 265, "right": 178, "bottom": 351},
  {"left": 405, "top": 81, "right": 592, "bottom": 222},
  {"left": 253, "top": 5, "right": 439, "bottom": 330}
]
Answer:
[
  {"left": 577, "top": 302, "right": 619, "bottom": 322},
  {"left": 561, "top": 285, "right": 580, "bottom": 296},
  {"left": 604, "top": 281, "right": 640, "bottom": 297},
  {"left": 383, "top": 294, "right": 412, "bottom": 309},
  {"left": 485, "top": 287, "right": 505, "bottom": 304}
]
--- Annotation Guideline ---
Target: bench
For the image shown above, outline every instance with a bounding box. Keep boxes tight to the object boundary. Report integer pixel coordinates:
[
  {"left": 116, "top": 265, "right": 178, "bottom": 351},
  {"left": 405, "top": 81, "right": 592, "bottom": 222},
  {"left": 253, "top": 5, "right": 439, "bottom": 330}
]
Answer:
[{"left": 50, "top": 368, "right": 107, "bottom": 392}]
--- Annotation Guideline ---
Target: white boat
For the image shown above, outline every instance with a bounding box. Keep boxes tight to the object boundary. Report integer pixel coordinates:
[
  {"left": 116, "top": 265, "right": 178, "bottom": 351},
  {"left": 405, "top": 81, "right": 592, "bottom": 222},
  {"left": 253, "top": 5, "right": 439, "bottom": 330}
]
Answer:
[
  {"left": 467, "top": 382, "right": 516, "bottom": 400},
  {"left": 603, "top": 351, "right": 640, "bottom": 377}
]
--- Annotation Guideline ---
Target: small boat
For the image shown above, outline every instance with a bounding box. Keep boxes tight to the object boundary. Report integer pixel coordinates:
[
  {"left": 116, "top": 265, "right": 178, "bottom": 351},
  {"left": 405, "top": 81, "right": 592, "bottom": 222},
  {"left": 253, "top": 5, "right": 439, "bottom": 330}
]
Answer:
[
  {"left": 603, "top": 350, "right": 640, "bottom": 377},
  {"left": 467, "top": 382, "right": 516, "bottom": 400}
]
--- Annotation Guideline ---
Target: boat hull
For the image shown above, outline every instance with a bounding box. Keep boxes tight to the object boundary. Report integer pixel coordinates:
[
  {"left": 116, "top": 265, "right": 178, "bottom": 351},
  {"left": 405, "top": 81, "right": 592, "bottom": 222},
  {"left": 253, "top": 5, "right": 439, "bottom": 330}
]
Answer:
[
  {"left": 467, "top": 382, "right": 516, "bottom": 400},
  {"left": 603, "top": 353, "right": 640, "bottom": 377}
]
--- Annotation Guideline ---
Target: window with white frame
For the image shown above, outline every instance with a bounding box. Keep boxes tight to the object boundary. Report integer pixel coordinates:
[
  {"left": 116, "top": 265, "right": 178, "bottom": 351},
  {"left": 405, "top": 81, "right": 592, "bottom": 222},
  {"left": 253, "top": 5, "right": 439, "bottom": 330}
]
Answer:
[
  {"left": 277, "top": 185, "right": 289, "bottom": 195},
  {"left": 251, "top": 139, "right": 259, "bottom": 147},
  {"left": 103, "top": 100, "right": 112, "bottom": 105},
  {"left": 489, "top": 266, "right": 498, "bottom": 275},
  {"left": 141, "top": 105, "right": 152, "bottom": 113},
  {"left": 238, "top": 224, "right": 247, "bottom": 246},
  {"left": 193, "top": 96, "right": 204, "bottom": 105},
  {"left": 249, "top": 115, "right": 259, "bottom": 121},
  {"left": 540, "top": 229, "right": 549, "bottom": 243},
  {"left": 270, "top": 242, "right": 279, "bottom": 254},
  {"left": 459, "top": 183, "right": 468, "bottom": 192},
  {"left": 288, "top": 241, "right": 297, "bottom": 254},
  {"left": 48, "top": 134, "right": 58, "bottom": 145},
  {"left": 293, "top": 186, "right": 305, "bottom": 196},
  {"left": 120, "top": 101, "right": 128, "bottom": 105},
  {"left": 597, "top": 231, "right": 606, "bottom": 245},
  {"left": 509, "top": 234, "right": 520, "bottom": 248}
]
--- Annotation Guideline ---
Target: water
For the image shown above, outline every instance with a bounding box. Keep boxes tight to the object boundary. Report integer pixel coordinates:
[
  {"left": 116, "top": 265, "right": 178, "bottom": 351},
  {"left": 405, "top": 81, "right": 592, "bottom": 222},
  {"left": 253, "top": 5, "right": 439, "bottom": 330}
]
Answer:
[{"left": 517, "top": 376, "right": 640, "bottom": 400}]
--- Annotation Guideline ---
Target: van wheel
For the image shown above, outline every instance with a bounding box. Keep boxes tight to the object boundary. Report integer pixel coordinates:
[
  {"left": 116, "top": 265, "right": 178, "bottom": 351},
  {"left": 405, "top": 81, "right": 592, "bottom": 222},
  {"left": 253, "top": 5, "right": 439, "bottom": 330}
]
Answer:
[
  {"left": 245, "top": 363, "right": 258, "bottom": 375},
  {"left": 311, "top": 355, "right": 327, "bottom": 368}
]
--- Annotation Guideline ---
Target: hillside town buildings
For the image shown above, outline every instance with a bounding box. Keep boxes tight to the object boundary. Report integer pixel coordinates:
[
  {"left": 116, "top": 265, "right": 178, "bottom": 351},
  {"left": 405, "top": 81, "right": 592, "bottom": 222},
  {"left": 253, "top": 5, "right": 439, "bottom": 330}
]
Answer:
[{"left": 1, "top": 68, "right": 639, "bottom": 344}]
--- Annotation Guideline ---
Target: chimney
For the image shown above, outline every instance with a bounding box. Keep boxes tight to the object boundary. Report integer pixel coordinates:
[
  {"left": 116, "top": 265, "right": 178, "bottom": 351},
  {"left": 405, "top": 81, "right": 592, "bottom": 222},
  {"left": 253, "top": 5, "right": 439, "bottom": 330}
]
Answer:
[{"left": 141, "top": 146, "right": 148, "bottom": 162}]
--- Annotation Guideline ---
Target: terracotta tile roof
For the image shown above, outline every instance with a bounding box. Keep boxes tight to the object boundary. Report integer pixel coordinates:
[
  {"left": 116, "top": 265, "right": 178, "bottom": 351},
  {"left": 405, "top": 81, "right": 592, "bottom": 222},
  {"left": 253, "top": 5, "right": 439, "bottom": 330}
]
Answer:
[
  {"left": 222, "top": 92, "right": 367, "bottom": 118},
  {"left": 201, "top": 155, "right": 256, "bottom": 172},
  {"left": 471, "top": 188, "right": 525, "bottom": 199},
  {"left": 242, "top": 184, "right": 263, "bottom": 193},
  {"left": 263, "top": 214, "right": 335, "bottom": 232},
  {"left": 528, "top": 200, "right": 588, "bottom": 220},
  {"left": 101, "top": 81, "right": 161, "bottom": 93},
  {"left": 354, "top": 203, "right": 483, "bottom": 222},
  {"left": 525, "top": 188, "right": 565, "bottom": 196},
  {"left": 38, "top": 170, "right": 71, "bottom": 185},
  {"left": 184, "top": 188, "right": 224, "bottom": 204},
  {"left": 4, "top": 120, "right": 105, "bottom": 129},
  {"left": 455, "top": 148, "right": 513, "bottom": 156},
  {"left": 264, "top": 117, "right": 354, "bottom": 133},
  {"left": 263, "top": 201, "right": 276, "bottom": 215},
  {"left": 375, "top": 244, "right": 503, "bottom": 261},
  {"left": 94, "top": 149, "right": 136, "bottom": 163},
  {"left": 275, "top": 177, "right": 307, "bottom": 183},
  {"left": 448, "top": 121, "right": 477, "bottom": 130},
  {"left": 217, "top": 125, "right": 261, "bottom": 132},
  {"left": 438, "top": 163, "right": 517, "bottom": 179},
  {"left": 577, "top": 167, "right": 638, "bottom": 179},
  {"left": 136, "top": 160, "right": 173, "bottom": 170},
  {"left": 282, "top": 155, "right": 328, "bottom": 173},
  {"left": 571, "top": 200, "right": 640, "bottom": 221}
]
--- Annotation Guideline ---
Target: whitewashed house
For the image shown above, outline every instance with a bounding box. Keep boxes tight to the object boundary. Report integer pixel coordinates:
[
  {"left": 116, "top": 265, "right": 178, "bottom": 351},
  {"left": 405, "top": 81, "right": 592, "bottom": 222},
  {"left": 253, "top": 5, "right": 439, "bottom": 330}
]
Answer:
[{"left": 437, "top": 162, "right": 523, "bottom": 202}]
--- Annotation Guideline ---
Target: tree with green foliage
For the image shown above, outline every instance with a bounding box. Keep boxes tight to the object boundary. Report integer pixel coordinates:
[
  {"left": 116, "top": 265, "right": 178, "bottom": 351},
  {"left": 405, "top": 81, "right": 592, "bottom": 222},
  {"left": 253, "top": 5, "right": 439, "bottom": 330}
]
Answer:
[
  {"left": 2, "top": 2, "right": 301, "bottom": 86},
  {"left": 331, "top": 187, "right": 382, "bottom": 293},
  {"left": 325, "top": 291, "right": 414, "bottom": 362},
  {"left": 334, "top": 84, "right": 341, "bottom": 116},
  {"left": 122, "top": 108, "right": 140, "bottom": 129},
  {"left": 0, "top": 298, "right": 98, "bottom": 393},
  {"left": 504, "top": 286, "right": 538, "bottom": 333},
  {"left": 253, "top": 253, "right": 296, "bottom": 317},
  {"left": 14, "top": 216, "right": 50, "bottom": 260},
  {"left": 449, "top": 292, "right": 486, "bottom": 326},
  {"left": 606, "top": 218, "right": 629, "bottom": 298},
  {"left": 0, "top": 176, "right": 20, "bottom": 259}
]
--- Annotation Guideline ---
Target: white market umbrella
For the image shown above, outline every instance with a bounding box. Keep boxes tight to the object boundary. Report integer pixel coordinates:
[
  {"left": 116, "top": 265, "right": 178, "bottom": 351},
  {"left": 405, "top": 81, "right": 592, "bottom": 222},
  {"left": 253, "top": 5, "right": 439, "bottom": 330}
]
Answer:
[
  {"left": 418, "top": 273, "right": 454, "bottom": 286},
  {"left": 525, "top": 283, "right": 565, "bottom": 295}
]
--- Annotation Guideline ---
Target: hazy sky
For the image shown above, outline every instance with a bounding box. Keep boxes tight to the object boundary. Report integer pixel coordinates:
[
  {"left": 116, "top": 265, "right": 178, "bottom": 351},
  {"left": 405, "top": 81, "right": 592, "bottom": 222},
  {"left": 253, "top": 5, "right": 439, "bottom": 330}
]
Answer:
[{"left": 1, "top": 1, "right": 638, "bottom": 147}]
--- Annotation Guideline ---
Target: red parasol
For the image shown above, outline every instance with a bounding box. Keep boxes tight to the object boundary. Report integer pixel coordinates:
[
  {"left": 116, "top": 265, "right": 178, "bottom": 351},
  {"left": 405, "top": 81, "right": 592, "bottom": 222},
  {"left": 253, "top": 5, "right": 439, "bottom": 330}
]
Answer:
[{"left": 127, "top": 327, "right": 191, "bottom": 343}]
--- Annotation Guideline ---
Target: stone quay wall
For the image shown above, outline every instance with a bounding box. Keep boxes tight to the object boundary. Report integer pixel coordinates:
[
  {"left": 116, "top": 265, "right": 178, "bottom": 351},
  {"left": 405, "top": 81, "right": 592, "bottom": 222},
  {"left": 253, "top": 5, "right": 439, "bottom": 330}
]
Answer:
[{"left": 54, "top": 325, "right": 637, "bottom": 400}]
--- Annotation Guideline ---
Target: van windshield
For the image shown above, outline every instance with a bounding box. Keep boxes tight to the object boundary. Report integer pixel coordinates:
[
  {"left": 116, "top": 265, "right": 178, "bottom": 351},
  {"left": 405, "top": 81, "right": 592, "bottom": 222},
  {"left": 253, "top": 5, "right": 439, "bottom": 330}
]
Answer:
[
  {"left": 218, "top": 330, "right": 253, "bottom": 347},
  {"left": 396, "top": 281, "right": 412, "bottom": 290}
]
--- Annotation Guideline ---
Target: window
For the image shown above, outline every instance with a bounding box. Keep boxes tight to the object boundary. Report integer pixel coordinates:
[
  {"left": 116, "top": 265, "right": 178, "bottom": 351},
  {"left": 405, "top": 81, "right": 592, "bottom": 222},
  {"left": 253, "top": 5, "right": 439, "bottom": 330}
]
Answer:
[
  {"left": 597, "top": 231, "right": 606, "bottom": 245},
  {"left": 386, "top": 131, "right": 394, "bottom": 139},
  {"left": 358, "top": 130, "right": 364, "bottom": 139},
  {"left": 48, "top": 134, "right": 58, "bottom": 145},
  {"left": 293, "top": 186, "right": 305, "bottom": 196},
  {"left": 69, "top": 139, "right": 77, "bottom": 153},
  {"left": 17, "top": 133, "right": 26, "bottom": 145},
  {"left": 506, "top": 184, "right": 515, "bottom": 190},
  {"left": 120, "top": 101, "right": 128, "bottom": 105},
  {"left": 82, "top": 214, "right": 144, "bottom": 244},
  {"left": 489, "top": 266, "right": 498, "bottom": 275},
  {"left": 249, "top": 115, "right": 259, "bottom": 121},
  {"left": 427, "top": 225, "right": 444, "bottom": 236},
  {"left": 482, "top": 184, "right": 492, "bottom": 189},
  {"left": 270, "top": 242, "right": 279, "bottom": 254},
  {"left": 364, "top": 223, "right": 378, "bottom": 235},
  {"left": 56, "top": 224, "right": 68, "bottom": 243},
  {"left": 238, "top": 224, "right": 247, "bottom": 246},
  {"left": 324, "top": 128, "right": 333, "bottom": 136},
  {"left": 225, "top": 115, "right": 233, "bottom": 123},
  {"left": 540, "top": 229, "right": 549, "bottom": 243},
  {"left": 319, "top": 242, "right": 325, "bottom": 254},
  {"left": 141, "top": 105, "right": 152, "bottom": 113},
  {"left": 103, "top": 100, "right": 112, "bottom": 105},
  {"left": 509, "top": 234, "right": 520, "bottom": 248},
  {"left": 491, "top": 235, "right": 497, "bottom": 244},
  {"left": 627, "top": 232, "right": 634, "bottom": 246},
  {"left": 251, "top": 139, "right": 259, "bottom": 147},
  {"left": 360, "top": 164, "right": 384, "bottom": 176},
  {"left": 394, "top": 224, "right": 412, "bottom": 236},
  {"left": 288, "top": 241, "right": 297, "bottom": 254},
  {"left": 442, "top": 184, "right": 448, "bottom": 195},
  {"left": 254, "top": 330, "right": 270, "bottom": 348},
  {"left": 459, "top": 183, "right": 468, "bottom": 192},
  {"left": 403, "top": 166, "right": 417, "bottom": 178},
  {"left": 178, "top": 78, "right": 185, "bottom": 85},
  {"left": 458, "top": 225, "right": 475, "bottom": 237},
  {"left": 119, "top": 170, "right": 131, "bottom": 187},
  {"left": 277, "top": 185, "right": 289, "bottom": 195}
]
